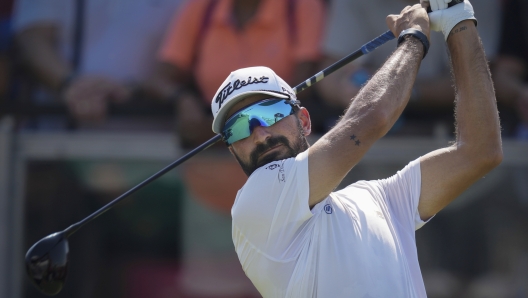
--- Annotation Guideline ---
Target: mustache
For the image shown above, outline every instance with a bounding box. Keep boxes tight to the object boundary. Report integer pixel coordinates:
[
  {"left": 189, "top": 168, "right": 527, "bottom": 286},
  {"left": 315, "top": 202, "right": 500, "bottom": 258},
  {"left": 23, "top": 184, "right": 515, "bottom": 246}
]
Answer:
[{"left": 249, "top": 136, "right": 291, "bottom": 168}]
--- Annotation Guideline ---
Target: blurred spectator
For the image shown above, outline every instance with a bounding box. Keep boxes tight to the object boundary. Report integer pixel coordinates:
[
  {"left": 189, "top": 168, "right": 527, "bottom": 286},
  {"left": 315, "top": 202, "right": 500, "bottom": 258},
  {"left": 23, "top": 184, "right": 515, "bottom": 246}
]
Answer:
[
  {"left": 12, "top": 1, "right": 187, "bottom": 297},
  {"left": 318, "top": 0, "right": 500, "bottom": 135},
  {"left": 12, "top": 0, "right": 183, "bottom": 130},
  {"left": 494, "top": 0, "right": 528, "bottom": 140},
  {"left": 0, "top": 0, "right": 13, "bottom": 104},
  {"left": 153, "top": 0, "right": 326, "bottom": 146}
]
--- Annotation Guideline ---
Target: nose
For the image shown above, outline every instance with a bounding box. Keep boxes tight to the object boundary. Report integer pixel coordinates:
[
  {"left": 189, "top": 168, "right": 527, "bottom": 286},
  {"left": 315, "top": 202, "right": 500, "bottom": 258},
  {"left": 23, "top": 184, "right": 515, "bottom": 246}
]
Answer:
[
  {"left": 248, "top": 117, "right": 266, "bottom": 132},
  {"left": 249, "top": 121, "right": 271, "bottom": 144}
]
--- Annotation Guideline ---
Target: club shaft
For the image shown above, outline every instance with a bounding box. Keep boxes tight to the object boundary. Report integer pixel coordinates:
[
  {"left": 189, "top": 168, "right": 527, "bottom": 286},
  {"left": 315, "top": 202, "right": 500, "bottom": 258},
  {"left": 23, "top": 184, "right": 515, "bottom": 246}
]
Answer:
[
  {"left": 62, "top": 30, "right": 397, "bottom": 238},
  {"left": 293, "top": 0, "right": 465, "bottom": 94},
  {"left": 293, "top": 30, "right": 395, "bottom": 94},
  {"left": 64, "top": 134, "right": 222, "bottom": 237}
]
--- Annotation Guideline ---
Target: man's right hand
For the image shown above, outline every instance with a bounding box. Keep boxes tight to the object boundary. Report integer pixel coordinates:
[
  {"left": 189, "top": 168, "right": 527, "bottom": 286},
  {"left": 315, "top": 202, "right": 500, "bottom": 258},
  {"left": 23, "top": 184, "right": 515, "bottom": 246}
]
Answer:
[{"left": 386, "top": 4, "right": 430, "bottom": 41}]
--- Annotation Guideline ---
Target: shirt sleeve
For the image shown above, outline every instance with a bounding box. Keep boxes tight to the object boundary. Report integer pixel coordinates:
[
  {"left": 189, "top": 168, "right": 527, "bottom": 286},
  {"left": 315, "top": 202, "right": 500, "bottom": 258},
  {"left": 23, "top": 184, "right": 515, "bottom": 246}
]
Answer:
[
  {"left": 157, "top": 0, "right": 210, "bottom": 71},
  {"left": 232, "top": 150, "right": 312, "bottom": 258},
  {"left": 377, "top": 158, "right": 428, "bottom": 231},
  {"left": 293, "top": 0, "right": 325, "bottom": 62}
]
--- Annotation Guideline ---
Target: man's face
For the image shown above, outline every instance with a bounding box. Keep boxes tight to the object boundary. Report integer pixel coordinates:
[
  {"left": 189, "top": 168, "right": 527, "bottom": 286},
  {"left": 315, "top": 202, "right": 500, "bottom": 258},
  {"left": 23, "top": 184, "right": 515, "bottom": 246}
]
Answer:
[{"left": 225, "top": 95, "right": 311, "bottom": 176}]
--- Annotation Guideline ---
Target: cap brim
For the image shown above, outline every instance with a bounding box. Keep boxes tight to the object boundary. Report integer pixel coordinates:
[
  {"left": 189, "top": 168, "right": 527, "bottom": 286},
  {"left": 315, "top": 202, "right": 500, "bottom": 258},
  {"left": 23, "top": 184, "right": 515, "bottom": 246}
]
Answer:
[{"left": 212, "top": 90, "right": 290, "bottom": 134}]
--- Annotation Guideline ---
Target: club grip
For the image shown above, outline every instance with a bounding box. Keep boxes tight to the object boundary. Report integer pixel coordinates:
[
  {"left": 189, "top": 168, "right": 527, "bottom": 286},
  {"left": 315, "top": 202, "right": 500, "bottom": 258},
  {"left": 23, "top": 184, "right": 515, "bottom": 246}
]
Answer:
[
  {"left": 426, "top": 0, "right": 464, "bottom": 13},
  {"left": 361, "top": 30, "right": 396, "bottom": 54}
]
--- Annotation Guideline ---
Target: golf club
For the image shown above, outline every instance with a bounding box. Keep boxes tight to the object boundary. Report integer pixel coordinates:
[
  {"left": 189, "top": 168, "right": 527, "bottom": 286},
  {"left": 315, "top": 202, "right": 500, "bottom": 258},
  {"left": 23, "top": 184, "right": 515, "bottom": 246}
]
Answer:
[{"left": 25, "top": 1, "right": 462, "bottom": 293}]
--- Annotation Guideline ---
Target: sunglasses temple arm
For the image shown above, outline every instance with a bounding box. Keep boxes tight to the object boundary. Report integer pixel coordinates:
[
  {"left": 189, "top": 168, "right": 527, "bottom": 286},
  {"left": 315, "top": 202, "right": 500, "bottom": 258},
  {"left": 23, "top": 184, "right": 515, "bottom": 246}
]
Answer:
[{"left": 293, "top": 30, "right": 395, "bottom": 95}]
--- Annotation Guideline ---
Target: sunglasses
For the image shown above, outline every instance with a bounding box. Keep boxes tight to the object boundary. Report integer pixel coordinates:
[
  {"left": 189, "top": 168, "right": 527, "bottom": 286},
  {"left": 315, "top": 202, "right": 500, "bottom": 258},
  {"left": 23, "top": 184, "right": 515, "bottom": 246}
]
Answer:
[{"left": 222, "top": 98, "right": 300, "bottom": 145}]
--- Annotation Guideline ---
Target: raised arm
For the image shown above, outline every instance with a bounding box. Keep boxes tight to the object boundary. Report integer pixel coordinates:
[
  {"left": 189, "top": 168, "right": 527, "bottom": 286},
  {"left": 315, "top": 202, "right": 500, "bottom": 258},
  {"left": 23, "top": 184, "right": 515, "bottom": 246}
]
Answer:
[
  {"left": 418, "top": 6, "right": 503, "bottom": 219},
  {"left": 307, "top": 5, "right": 430, "bottom": 207}
]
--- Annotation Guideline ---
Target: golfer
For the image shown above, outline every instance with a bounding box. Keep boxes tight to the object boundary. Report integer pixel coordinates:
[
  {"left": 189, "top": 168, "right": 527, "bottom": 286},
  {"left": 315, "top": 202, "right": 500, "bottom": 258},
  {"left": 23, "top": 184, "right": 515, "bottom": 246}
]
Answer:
[{"left": 209, "top": 1, "right": 501, "bottom": 297}]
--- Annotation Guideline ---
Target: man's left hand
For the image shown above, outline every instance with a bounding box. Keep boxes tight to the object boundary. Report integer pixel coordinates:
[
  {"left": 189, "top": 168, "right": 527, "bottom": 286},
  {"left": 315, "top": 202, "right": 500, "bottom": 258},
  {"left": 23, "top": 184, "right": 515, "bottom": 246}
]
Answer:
[
  {"left": 425, "top": 0, "right": 477, "bottom": 41},
  {"left": 421, "top": 0, "right": 451, "bottom": 11}
]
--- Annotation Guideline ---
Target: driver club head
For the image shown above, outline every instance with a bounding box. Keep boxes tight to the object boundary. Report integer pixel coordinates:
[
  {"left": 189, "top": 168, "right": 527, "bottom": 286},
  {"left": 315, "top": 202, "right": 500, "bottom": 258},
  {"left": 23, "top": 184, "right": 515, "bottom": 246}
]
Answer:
[{"left": 25, "top": 232, "right": 69, "bottom": 296}]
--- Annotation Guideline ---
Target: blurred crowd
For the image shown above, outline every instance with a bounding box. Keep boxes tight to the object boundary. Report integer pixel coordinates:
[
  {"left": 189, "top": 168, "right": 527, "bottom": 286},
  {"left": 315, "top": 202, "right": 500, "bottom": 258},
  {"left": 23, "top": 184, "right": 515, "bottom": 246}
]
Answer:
[{"left": 0, "top": 0, "right": 527, "bottom": 297}]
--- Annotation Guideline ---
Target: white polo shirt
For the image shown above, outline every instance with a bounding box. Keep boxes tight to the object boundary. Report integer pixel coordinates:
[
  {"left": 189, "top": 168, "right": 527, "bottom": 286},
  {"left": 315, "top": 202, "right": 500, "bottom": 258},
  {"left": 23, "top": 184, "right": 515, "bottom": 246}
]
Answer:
[{"left": 232, "top": 150, "right": 428, "bottom": 298}]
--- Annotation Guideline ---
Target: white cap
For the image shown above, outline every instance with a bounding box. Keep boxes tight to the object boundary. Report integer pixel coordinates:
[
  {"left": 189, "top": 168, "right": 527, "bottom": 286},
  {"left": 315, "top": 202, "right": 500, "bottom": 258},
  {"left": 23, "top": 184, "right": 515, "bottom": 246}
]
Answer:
[{"left": 211, "top": 66, "right": 296, "bottom": 134}]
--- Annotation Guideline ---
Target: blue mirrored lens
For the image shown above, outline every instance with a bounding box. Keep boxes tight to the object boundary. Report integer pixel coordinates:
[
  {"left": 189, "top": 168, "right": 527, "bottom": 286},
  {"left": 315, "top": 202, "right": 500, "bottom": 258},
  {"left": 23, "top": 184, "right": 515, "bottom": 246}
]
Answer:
[{"left": 222, "top": 99, "right": 295, "bottom": 145}]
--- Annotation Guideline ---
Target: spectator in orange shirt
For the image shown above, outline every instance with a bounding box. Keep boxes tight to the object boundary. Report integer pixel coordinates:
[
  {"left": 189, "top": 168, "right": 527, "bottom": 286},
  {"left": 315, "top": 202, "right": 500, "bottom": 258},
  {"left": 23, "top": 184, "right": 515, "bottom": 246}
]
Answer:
[{"left": 151, "top": 0, "right": 325, "bottom": 147}]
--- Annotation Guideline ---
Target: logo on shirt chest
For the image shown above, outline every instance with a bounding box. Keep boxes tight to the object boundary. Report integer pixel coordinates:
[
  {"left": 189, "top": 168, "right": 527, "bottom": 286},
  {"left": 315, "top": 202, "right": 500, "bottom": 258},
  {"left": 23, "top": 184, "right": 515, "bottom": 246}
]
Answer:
[
  {"left": 265, "top": 161, "right": 286, "bottom": 183},
  {"left": 324, "top": 204, "right": 333, "bottom": 214}
]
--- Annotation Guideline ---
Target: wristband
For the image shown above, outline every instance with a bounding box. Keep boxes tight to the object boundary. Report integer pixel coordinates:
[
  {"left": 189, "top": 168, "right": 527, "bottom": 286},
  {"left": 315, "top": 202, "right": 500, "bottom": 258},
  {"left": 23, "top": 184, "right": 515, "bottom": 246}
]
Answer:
[{"left": 397, "top": 29, "right": 430, "bottom": 59}]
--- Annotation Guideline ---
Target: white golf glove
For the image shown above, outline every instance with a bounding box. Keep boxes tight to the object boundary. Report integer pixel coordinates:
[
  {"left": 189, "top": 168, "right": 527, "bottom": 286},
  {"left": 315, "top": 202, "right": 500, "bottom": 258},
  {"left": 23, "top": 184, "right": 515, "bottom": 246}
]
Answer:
[
  {"left": 422, "top": 0, "right": 451, "bottom": 11},
  {"left": 423, "top": 0, "right": 477, "bottom": 41}
]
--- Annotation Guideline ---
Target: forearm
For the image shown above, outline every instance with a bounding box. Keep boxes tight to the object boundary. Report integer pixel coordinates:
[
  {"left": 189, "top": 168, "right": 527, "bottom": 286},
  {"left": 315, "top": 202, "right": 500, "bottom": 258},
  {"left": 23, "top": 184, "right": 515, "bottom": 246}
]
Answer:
[
  {"left": 448, "top": 21, "right": 502, "bottom": 159},
  {"left": 342, "top": 38, "right": 423, "bottom": 135},
  {"left": 308, "top": 4, "right": 430, "bottom": 206},
  {"left": 308, "top": 38, "right": 424, "bottom": 205}
]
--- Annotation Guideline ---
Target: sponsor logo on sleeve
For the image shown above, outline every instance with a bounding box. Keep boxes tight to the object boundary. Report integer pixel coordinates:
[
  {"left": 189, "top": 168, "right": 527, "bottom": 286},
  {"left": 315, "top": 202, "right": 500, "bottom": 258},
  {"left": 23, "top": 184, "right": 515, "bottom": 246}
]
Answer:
[{"left": 266, "top": 164, "right": 279, "bottom": 170}]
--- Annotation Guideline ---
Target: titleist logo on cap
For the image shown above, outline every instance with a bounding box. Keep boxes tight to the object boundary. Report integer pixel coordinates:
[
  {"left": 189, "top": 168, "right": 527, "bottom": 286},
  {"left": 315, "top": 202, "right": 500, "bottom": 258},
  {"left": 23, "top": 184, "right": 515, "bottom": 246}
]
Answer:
[{"left": 215, "top": 76, "right": 269, "bottom": 111}]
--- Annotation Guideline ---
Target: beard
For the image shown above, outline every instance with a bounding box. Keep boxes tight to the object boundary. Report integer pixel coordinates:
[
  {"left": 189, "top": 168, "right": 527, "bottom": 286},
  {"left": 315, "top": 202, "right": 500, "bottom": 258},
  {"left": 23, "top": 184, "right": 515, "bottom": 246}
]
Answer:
[{"left": 233, "top": 120, "right": 309, "bottom": 176}]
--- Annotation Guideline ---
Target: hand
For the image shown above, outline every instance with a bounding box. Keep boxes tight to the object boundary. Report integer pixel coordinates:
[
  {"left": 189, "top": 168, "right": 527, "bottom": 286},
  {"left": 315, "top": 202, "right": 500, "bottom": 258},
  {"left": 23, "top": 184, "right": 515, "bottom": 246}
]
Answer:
[
  {"left": 420, "top": 0, "right": 450, "bottom": 11},
  {"left": 387, "top": 4, "right": 430, "bottom": 41},
  {"left": 63, "top": 75, "right": 131, "bottom": 124},
  {"left": 427, "top": 0, "right": 476, "bottom": 41}
]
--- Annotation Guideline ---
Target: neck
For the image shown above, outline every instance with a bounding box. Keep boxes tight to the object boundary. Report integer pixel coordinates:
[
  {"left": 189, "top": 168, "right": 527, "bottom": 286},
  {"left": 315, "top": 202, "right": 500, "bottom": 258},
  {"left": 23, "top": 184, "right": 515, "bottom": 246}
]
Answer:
[{"left": 233, "top": 0, "right": 261, "bottom": 30}]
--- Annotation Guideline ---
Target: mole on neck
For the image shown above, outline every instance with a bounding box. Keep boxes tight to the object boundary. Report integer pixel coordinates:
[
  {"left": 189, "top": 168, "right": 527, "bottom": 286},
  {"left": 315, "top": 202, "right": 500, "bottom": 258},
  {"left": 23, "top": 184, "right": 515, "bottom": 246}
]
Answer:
[{"left": 233, "top": 0, "right": 261, "bottom": 30}]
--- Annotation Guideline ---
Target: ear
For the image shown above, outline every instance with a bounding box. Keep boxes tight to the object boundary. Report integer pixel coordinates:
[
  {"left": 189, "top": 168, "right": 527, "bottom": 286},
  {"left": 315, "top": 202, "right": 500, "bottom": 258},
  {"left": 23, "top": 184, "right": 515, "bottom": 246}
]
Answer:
[
  {"left": 297, "top": 107, "right": 312, "bottom": 137},
  {"left": 227, "top": 145, "right": 237, "bottom": 157}
]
